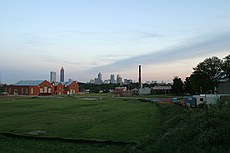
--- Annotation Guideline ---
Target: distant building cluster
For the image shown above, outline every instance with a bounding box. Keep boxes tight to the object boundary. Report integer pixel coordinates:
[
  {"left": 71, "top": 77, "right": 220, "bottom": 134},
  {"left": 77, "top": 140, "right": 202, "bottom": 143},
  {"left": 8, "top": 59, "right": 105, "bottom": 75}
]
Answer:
[
  {"left": 90, "top": 73, "right": 133, "bottom": 85},
  {"left": 3, "top": 67, "right": 79, "bottom": 96},
  {"left": 50, "top": 67, "right": 65, "bottom": 83}
]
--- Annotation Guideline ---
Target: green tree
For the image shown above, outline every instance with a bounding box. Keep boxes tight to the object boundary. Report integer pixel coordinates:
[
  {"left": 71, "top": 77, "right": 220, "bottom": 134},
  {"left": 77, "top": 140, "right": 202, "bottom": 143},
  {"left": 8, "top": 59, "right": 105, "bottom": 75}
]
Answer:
[
  {"left": 184, "top": 77, "right": 193, "bottom": 94},
  {"left": 172, "top": 76, "right": 184, "bottom": 95},
  {"left": 191, "top": 56, "right": 223, "bottom": 93},
  {"left": 190, "top": 72, "right": 213, "bottom": 94}
]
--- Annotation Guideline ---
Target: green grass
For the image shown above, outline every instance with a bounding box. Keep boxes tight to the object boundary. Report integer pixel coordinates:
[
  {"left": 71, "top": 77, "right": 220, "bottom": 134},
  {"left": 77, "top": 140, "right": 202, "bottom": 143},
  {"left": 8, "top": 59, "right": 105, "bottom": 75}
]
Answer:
[
  {"left": 1, "top": 95, "right": 229, "bottom": 152},
  {"left": 0, "top": 96, "right": 163, "bottom": 152}
]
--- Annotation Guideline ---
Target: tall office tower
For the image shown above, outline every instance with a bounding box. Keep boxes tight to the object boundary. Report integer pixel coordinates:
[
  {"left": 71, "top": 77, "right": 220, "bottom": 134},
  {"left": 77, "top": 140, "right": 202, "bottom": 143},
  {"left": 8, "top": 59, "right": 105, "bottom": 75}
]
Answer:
[
  {"left": 110, "top": 74, "right": 115, "bottom": 84},
  {"left": 98, "top": 72, "right": 102, "bottom": 81},
  {"left": 117, "top": 74, "right": 122, "bottom": 84},
  {"left": 50, "top": 71, "right": 56, "bottom": 82},
  {"left": 95, "top": 72, "right": 103, "bottom": 84},
  {"left": 98, "top": 72, "right": 103, "bottom": 84},
  {"left": 60, "top": 67, "right": 64, "bottom": 82}
]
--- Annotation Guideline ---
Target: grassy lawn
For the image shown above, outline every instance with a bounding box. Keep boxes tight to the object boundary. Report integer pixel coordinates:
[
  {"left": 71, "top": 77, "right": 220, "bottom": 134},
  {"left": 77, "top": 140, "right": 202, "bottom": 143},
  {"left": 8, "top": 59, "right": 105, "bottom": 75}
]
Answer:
[{"left": 0, "top": 96, "right": 163, "bottom": 152}]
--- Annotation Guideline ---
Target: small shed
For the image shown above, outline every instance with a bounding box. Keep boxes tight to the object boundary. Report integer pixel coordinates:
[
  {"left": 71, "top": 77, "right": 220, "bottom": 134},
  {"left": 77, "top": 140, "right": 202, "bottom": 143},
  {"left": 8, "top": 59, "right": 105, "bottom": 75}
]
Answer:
[{"left": 184, "top": 96, "right": 196, "bottom": 107}]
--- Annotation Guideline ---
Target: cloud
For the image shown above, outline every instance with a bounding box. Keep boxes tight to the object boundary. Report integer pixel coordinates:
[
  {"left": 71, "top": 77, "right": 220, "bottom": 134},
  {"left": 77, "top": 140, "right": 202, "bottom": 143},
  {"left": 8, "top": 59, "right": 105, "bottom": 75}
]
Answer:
[
  {"left": 141, "top": 32, "right": 162, "bottom": 39},
  {"left": 18, "top": 32, "right": 56, "bottom": 46},
  {"left": 44, "top": 57, "right": 81, "bottom": 65},
  {"left": 87, "top": 31, "right": 230, "bottom": 73}
]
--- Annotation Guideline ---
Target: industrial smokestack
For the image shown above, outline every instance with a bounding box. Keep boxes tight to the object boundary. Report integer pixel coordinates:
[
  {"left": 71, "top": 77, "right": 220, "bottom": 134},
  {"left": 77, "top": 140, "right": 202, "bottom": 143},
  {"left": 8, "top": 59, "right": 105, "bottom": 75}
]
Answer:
[{"left": 139, "top": 65, "right": 142, "bottom": 89}]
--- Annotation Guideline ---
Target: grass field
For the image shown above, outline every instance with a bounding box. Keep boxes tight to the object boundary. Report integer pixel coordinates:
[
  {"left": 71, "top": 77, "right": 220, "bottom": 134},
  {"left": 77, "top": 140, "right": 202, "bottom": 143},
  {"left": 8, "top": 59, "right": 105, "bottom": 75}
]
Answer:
[{"left": 0, "top": 95, "right": 163, "bottom": 152}]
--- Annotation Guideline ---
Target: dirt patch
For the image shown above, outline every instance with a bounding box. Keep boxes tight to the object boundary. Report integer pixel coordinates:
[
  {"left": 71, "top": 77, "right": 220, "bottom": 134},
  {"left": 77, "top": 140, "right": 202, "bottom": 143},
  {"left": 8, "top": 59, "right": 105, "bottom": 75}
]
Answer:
[
  {"left": 26, "top": 130, "right": 47, "bottom": 136},
  {"left": 81, "top": 97, "right": 102, "bottom": 100}
]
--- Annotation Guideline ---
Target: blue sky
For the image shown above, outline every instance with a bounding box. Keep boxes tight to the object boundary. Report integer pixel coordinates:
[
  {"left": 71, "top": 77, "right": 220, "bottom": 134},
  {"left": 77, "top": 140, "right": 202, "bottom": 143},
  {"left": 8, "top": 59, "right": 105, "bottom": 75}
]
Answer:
[{"left": 1, "top": 0, "right": 230, "bottom": 83}]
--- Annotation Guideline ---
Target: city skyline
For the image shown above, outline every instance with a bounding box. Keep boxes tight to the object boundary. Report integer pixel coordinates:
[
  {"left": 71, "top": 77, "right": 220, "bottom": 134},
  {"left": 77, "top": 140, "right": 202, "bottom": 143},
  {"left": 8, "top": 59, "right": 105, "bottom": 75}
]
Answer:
[{"left": 1, "top": 1, "right": 230, "bottom": 84}]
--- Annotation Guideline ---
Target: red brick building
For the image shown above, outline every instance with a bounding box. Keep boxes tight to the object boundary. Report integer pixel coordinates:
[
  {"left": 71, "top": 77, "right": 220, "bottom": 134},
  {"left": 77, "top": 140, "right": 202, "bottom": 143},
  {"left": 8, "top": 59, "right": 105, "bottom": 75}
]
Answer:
[
  {"left": 114, "top": 87, "right": 127, "bottom": 96},
  {"left": 63, "top": 81, "right": 79, "bottom": 94},
  {"left": 55, "top": 82, "right": 64, "bottom": 95},
  {"left": 4, "top": 80, "right": 79, "bottom": 96},
  {"left": 55, "top": 81, "right": 79, "bottom": 95}
]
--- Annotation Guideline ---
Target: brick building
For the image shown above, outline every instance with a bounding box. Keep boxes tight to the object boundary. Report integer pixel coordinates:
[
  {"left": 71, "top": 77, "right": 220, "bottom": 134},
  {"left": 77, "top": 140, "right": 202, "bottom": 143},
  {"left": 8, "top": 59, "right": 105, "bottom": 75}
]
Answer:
[
  {"left": 4, "top": 80, "right": 79, "bottom": 96},
  {"left": 55, "top": 81, "right": 79, "bottom": 95},
  {"left": 64, "top": 81, "right": 79, "bottom": 94}
]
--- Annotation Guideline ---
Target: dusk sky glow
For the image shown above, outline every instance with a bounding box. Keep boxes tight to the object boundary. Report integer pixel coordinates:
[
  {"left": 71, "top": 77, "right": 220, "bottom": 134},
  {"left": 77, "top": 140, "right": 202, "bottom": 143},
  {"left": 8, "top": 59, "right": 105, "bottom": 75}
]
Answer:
[{"left": 1, "top": 0, "right": 230, "bottom": 84}]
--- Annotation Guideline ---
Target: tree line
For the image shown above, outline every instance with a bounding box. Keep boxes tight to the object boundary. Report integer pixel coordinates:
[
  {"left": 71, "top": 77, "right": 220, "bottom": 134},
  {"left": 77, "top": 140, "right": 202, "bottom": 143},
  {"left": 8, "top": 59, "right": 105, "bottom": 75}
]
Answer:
[{"left": 172, "top": 54, "right": 230, "bottom": 95}]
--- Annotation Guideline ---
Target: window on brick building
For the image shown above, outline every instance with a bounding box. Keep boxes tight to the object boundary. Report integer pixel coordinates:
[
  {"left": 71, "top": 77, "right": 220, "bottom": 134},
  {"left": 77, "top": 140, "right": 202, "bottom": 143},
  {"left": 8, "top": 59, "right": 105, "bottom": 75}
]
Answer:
[
  {"left": 48, "top": 88, "right": 51, "bottom": 93},
  {"left": 40, "top": 88, "right": 43, "bottom": 93},
  {"left": 44, "top": 86, "right": 48, "bottom": 93}
]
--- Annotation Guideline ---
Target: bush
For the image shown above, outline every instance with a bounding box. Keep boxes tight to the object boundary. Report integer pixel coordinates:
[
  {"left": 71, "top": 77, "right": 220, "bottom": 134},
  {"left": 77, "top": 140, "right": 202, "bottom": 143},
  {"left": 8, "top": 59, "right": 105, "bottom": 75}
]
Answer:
[{"left": 131, "top": 102, "right": 230, "bottom": 153}]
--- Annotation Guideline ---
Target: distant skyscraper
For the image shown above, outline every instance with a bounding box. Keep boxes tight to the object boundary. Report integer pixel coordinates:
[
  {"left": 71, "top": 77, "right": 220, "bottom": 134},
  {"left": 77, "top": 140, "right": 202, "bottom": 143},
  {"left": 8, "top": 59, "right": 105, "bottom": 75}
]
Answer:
[
  {"left": 96, "top": 72, "right": 103, "bottom": 84},
  {"left": 60, "top": 67, "right": 64, "bottom": 82},
  {"left": 110, "top": 74, "right": 115, "bottom": 84},
  {"left": 98, "top": 72, "right": 102, "bottom": 81},
  {"left": 50, "top": 71, "right": 56, "bottom": 82},
  {"left": 117, "top": 74, "right": 122, "bottom": 84}
]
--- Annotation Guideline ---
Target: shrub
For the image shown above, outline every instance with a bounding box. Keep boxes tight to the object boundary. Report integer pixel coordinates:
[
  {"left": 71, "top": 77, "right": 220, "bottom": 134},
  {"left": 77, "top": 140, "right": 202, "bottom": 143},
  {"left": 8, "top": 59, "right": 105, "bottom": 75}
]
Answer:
[{"left": 131, "top": 102, "right": 230, "bottom": 153}]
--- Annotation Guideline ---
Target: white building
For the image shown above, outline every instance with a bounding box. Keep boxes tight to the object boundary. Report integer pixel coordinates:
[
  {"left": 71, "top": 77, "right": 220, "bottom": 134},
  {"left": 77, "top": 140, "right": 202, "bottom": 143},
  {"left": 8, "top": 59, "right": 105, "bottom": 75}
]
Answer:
[
  {"left": 139, "top": 87, "right": 151, "bottom": 95},
  {"left": 104, "top": 80, "right": 110, "bottom": 84},
  {"left": 193, "top": 94, "right": 225, "bottom": 105},
  {"left": 124, "top": 79, "right": 132, "bottom": 84},
  {"left": 89, "top": 79, "right": 95, "bottom": 84}
]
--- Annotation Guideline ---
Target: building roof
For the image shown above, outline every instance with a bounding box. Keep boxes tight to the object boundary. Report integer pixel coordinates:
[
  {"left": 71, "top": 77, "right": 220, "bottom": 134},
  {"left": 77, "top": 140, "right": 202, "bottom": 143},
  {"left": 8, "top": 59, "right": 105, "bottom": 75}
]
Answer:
[
  {"left": 64, "top": 81, "right": 74, "bottom": 86},
  {"left": 115, "top": 87, "right": 127, "bottom": 91},
  {"left": 54, "top": 81, "right": 75, "bottom": 87},
  {"left": 152, "top": 86, "right": 172, "bottom": 90},
  {"left": 54, "top": 82, "right": 62, "bottom": 86},
  {"left": 13, "top": 80, "right": 77, "bottom": 87},
  {"left": 14, "top": 80, "right": 44, "bottom": 86}
]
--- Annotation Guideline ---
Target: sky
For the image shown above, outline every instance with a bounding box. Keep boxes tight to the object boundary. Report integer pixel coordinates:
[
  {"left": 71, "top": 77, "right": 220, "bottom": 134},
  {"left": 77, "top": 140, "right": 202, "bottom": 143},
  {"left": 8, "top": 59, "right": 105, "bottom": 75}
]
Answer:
[{"left": 1, "top": 0, "right": 230, "bottom": 84}]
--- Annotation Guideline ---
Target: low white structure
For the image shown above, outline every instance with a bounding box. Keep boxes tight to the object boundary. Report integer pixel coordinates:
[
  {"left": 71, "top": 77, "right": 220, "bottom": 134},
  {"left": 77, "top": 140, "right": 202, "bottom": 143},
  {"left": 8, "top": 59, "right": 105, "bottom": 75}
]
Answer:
[
  {"left": 139, "top": 87, "right": 151, "bottom": 95},
  {"left": 152, "top": 86, "right": 172, "bottom": 94},
  {"left": 193, "top": 94, "right": 230, "bottom": 105}
]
